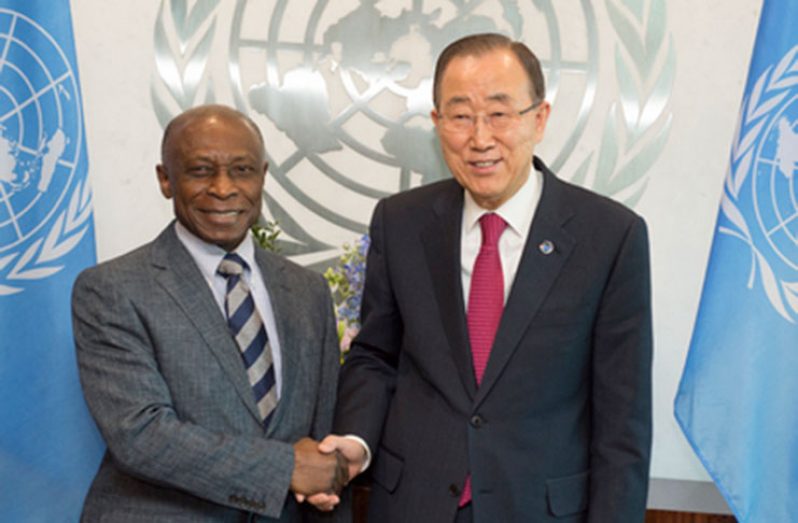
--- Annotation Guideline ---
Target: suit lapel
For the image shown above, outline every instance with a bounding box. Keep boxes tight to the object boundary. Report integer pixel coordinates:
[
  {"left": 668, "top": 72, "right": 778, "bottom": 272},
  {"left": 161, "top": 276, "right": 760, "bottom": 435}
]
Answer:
[
  {"left": 421, "top": 181, "right": 477, "bottom": 399},
  {"left": 150, "top": 225, "right": 263, "bottom": 424},
  {"left": 475, "top": 165, "right": 576, "bottom": 407},
  {"left": 253, "top": 249, "right": 294, "bottom": 437}
]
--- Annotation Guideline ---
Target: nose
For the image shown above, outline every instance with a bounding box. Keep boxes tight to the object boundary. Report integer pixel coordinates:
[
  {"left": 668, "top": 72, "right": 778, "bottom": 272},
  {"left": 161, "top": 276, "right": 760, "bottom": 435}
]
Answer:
[
  {"left": 208, "top": 169, "right": 237, "bottom": 198},
  {"left": 470, "top": 116, "right": 495, "bottom": 150}
]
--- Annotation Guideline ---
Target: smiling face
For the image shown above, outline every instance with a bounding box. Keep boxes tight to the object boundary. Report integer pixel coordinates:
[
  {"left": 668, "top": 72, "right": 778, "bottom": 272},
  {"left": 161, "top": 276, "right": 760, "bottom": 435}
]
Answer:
[
  {"left": 432, "top": 47, "right": 550, "bottom": 210},
  {"left": 156, "top": 108, "right": 268, "bottom": 251}
]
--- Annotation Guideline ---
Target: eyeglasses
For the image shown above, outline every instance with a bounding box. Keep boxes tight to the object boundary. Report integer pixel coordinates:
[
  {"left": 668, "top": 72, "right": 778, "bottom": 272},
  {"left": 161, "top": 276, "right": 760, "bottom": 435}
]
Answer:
[{"left": 437, "top": 100, "right": 542, "bottom": 133}]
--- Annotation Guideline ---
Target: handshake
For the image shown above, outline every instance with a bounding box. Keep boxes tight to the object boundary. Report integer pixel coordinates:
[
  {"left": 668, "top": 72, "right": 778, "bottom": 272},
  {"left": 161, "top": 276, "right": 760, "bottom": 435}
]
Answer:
[{"left": 290, "top": 435, "right": 367, "bottom": 511}]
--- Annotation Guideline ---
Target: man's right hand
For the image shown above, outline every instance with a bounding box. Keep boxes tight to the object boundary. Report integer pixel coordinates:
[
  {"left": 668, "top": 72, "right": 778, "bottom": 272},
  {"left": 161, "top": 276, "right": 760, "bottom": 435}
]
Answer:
[
  {"left": 300, "top": 434, "right": 369, "bottom": 511},
  {"left": 290, "top": 437, "right": 349, "bottom": 498}
]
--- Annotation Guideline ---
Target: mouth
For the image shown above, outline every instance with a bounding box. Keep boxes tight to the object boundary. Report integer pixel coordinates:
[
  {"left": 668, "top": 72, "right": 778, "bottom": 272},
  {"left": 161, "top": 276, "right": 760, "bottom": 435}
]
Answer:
[
  {"left": 468, "top": 159, "right": 501, "bottom": 172},
  {"left": 203, "top": 209, "right": 241, "bottom": 215},
  {"left": 201, "top": 209, "right": 243, "bottom": 222}
]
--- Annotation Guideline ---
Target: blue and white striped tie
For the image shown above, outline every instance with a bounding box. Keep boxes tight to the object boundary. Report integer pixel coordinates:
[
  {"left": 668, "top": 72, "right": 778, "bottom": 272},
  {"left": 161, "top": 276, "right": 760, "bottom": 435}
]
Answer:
[{"left": 217, "top": 253, "right": 277, "bottom": 428}]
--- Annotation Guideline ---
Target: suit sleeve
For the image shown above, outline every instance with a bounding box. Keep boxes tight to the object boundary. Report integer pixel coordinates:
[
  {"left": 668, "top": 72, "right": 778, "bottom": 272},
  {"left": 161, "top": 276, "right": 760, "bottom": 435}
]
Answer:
[
  {"left": 333, "top": 199, "right": 402, "bottom": 452},
  {"left": 588, "top": 215, "right": 653, "bottom": 522},
  {"left": 72, "top": 268, "right": 294, "bottom": 518}
]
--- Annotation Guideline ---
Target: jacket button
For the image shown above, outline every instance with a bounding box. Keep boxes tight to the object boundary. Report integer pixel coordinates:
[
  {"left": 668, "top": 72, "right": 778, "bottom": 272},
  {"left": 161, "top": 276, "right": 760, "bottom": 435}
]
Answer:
[
  {"left": 470, "top": 415, "right": 483, "bottom": 428},
  {"left": 449, "top": 483, "right": 461, "bottom": 497}
]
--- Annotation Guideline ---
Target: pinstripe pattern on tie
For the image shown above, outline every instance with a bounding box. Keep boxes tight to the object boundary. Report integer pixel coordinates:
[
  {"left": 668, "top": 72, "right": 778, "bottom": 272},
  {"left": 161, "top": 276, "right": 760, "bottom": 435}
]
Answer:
[
  {"left": 461, "top": 212, "right": 507, "bottom": 506},
  {"left": 217, "top": 253, "right": 277, "bottom": 428}
]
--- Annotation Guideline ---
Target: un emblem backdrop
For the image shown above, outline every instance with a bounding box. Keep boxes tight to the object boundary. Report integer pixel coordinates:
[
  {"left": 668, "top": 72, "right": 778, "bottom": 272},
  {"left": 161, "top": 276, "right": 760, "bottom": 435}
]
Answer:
[{"left": 152, "top": 0, "right": 674, "bottom": 269}]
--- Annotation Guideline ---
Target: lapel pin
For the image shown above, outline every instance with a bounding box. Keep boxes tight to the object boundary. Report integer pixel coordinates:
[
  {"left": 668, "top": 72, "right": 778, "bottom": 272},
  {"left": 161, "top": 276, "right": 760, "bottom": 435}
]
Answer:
[{"left": 539, "top": 240, "right": 555, "bottom": 255}]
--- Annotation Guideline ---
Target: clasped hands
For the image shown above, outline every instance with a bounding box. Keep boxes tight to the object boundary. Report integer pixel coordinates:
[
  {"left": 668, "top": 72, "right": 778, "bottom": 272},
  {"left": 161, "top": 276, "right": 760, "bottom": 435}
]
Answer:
[{"left": 290, "top": 435, "right": 367, "bottom": 512}]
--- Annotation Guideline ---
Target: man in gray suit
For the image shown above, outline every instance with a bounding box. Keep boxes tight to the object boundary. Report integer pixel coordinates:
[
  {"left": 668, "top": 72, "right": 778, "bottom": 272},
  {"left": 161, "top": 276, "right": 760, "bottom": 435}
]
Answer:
[
  {"left": 73, "top": 105, "right": 347, "bottom": 521},
  {"left": 310, "top": 33, "right": 653, "bottom": 522}
]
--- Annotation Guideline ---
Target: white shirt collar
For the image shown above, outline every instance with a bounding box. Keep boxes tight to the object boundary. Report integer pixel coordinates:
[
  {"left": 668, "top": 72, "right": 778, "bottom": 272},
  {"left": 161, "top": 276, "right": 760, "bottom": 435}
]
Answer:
[
  {"left": 173, "top": 221, "right": 257, "bottom": 280},
  {"left": 462, "top": 166, "right": 542, "bottom": 237}
]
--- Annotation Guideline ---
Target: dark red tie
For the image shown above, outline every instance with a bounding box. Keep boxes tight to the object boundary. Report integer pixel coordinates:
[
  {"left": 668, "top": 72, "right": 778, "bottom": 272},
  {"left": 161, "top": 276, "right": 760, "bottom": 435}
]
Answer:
[
  {"left": 461, "top": 212, "right": 507, "bottom": 506},
  {"left": 467, "top": 212, "right": 507, "bottom": 384}
]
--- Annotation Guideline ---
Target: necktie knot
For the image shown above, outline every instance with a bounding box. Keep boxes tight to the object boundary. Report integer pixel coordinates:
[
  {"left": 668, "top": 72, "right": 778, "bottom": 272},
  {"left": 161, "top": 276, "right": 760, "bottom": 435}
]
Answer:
[
  {"left": 217, "top": 253, "right": 248, "bottom": 278},
  {"left": 479, "top": 213, "right": 507, "bottom": 248}
]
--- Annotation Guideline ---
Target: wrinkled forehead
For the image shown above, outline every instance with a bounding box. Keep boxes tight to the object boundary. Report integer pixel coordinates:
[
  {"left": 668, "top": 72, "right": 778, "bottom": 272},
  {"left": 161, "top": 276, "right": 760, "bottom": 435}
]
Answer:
[{"left": 438, "top": 56, "right": 532, "bottom": 109}]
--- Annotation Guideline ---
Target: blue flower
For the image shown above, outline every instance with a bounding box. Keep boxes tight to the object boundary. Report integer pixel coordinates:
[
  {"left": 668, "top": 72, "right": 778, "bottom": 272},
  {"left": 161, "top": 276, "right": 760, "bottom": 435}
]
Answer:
[{"left": 323, "top": 234, "right": 370, "bottom": 353}]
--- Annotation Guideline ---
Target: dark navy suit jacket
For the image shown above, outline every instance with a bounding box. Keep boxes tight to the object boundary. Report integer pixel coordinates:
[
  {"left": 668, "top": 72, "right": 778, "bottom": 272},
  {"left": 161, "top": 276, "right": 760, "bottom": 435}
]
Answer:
[{"left": 334, "top": 157, "right": 653, "bottom": 522}]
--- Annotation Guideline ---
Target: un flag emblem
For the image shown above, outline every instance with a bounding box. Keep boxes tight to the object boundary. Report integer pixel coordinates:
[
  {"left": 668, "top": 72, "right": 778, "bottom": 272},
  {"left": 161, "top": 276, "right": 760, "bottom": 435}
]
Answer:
[
  {"left": 754, "top": 100, "right": 798, "bottom": 271},
  {"left": 0, "top": 8, "right": 92, "bottom": 295},
  {"left": 722, "top": 44, "right": 798, "bottom": 322}
]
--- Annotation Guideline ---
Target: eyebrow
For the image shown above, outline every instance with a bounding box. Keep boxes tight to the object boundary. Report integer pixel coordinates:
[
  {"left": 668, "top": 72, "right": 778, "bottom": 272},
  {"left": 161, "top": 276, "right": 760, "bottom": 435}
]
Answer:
[
  {"left": 189, "top": 154, "right": 256, "bottom": 163},
  {"left": 443, "top": 93, "right": 515, "bottom": 107}
]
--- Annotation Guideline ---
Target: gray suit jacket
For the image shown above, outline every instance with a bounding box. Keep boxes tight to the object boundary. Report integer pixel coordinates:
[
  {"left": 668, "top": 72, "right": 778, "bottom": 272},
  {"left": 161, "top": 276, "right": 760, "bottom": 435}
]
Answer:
[
  {"left": 334, "top": 158, "right": 652, "bottom": 522},
  {"left": 73, "top": 224, "right": 344, "bottom": 522}
]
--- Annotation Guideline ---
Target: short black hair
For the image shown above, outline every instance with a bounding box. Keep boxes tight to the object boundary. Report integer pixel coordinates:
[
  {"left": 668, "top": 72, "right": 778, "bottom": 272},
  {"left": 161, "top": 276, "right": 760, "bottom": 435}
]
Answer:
[{"left": 433, "top": 33, "right": 545, "bottom": 109}]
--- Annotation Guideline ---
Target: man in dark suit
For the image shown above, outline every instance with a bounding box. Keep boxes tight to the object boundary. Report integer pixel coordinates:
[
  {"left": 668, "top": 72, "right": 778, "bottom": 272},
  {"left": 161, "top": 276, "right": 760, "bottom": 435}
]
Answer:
[
  {"left": 72, "top": 105, "right": 348, "bottom": 521},
  {"left": 310, "top": 33, "right": 653, "bottom": 522}
]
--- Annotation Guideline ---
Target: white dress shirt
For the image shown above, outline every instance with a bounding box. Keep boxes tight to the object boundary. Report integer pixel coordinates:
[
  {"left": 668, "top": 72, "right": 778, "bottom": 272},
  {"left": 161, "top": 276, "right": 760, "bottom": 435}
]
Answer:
[
  {"left": 461, "top": 167, "right": 543, "bottom": 309},
  {"left": 174, "top": 221, "right": 283, "bottom": 397}
]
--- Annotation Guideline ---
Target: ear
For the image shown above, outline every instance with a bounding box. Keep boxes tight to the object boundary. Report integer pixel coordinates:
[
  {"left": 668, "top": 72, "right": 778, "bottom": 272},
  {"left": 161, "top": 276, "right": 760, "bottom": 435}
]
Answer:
[
  {"left": 156, "top": 164, "right": 173, "bottom": 199},
  {"left": 533, "top": 101, "right": 552, "bottom": 144},
  {"left": 430, "top": 108, "right": 440, "bottom": 127},
  {"left": 431, "top": 109, "right": 445, "bottom": 139}
]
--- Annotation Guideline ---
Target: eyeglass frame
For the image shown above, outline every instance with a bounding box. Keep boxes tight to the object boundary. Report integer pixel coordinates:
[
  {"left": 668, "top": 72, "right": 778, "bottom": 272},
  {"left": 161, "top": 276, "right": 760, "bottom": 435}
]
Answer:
[{"left": 435, "top": 99, "right": 544, "bottom": 133}]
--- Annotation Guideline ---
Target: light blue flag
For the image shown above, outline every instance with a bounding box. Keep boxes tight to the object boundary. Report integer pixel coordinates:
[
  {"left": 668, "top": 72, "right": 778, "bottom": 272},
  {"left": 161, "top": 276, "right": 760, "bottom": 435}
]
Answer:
[
  {"left": 674, "top": 1, "right": 798, "bottom": 521},
  {"left": 0, "top": 1, "right": 103, "bottom": 520}
]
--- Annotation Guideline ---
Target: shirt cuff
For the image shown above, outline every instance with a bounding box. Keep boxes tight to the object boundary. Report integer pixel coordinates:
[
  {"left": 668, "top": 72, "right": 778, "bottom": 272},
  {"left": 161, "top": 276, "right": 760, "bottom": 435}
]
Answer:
[{"left": 342, "top": 434, "right": 371, "bottom": 472}]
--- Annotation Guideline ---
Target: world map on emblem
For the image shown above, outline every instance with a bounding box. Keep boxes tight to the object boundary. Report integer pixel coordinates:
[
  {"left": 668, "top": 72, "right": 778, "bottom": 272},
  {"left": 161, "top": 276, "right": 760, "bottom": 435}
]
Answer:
[
  {"left": 227, "top": 0, "right": 599, "bottom": 262},
  {"left": 753, "top": 95, "right": 798, "bottom": 270},
  {"left": 0, "top": 9, "right": 82, "bottom": 254},
  {"left": 153, "top": 0, "right": 672, "bottom": 266}
]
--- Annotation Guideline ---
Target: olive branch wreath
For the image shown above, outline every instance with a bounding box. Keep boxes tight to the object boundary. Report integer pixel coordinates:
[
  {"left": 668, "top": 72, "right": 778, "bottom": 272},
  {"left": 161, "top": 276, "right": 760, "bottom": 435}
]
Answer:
[
  {"left": 569, "top": 0, "right": 673, "bottom": 208},
  {"left": 150, "top": 0, "right": 673, "bottom": 248},
  {"left": 716, "top": 44, "right": 798, "bottom": 323},
  {"left": 151, "top": 0, "right": 221, "bottom": 128},
  {"left": 0, "top": 177, "right": 94, "bottom": 296}
]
